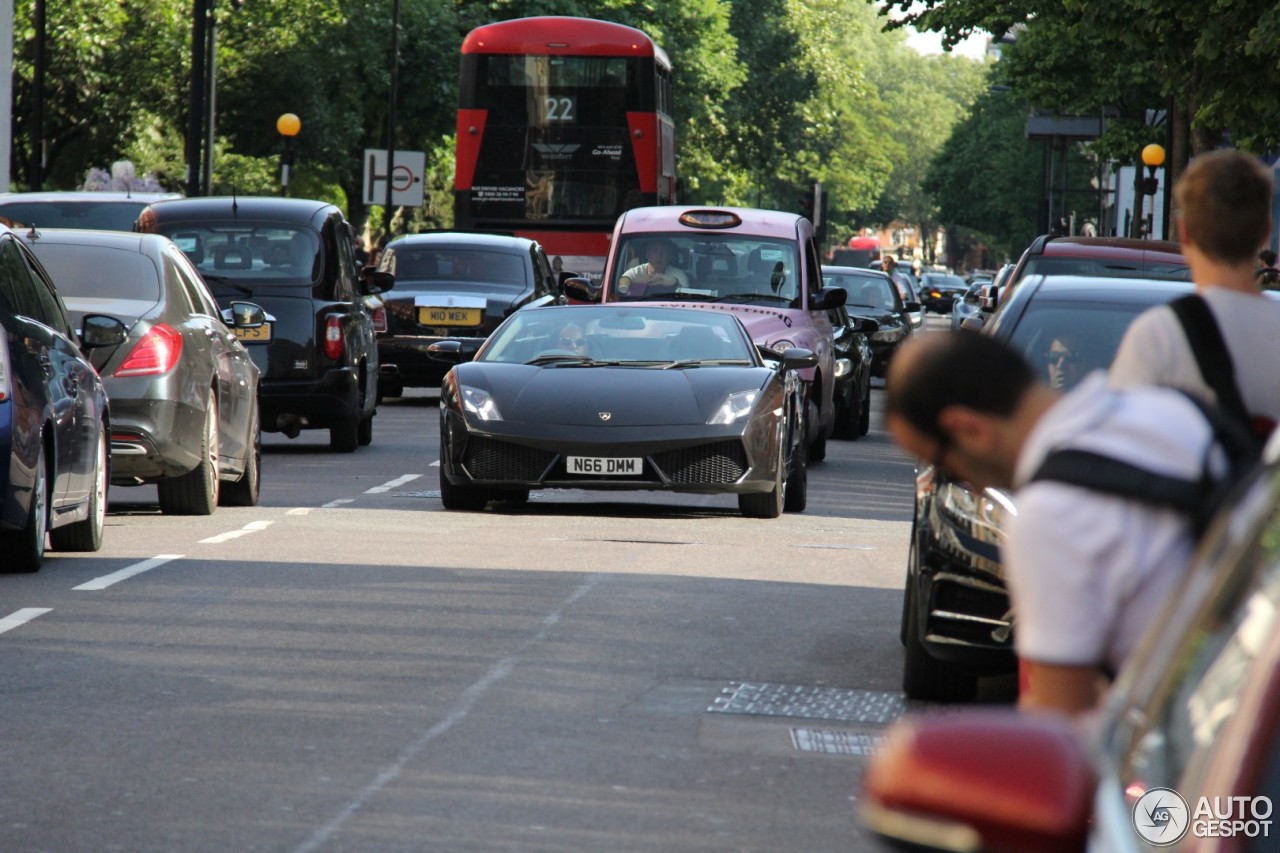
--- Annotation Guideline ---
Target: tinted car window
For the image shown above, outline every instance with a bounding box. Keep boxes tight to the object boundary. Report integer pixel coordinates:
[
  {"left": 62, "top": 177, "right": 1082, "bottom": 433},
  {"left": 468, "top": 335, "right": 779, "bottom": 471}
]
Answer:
[
  {"left": 1004, "top": 301, "right": 1163, "bottom": 386},
  {"left": 33, "top": 244, "right": 162, "bottom": 302},
  {"left": 164, "top": 224, "right": 320, "bottom": 286},
  {"left": 385, "top": 247, "right": 529, "bottom": 286},
  {"left": 1023, "top": 256, "right": 1192, "bottom": 280},
  {"left": 0, "top": 200, "right": 150, "bottom": 231}
]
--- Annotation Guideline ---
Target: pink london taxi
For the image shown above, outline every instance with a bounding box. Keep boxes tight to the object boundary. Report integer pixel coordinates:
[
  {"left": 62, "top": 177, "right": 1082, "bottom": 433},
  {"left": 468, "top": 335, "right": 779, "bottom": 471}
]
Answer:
[{"left": 564, "top": 206, "right": 848, "bottom": 460}]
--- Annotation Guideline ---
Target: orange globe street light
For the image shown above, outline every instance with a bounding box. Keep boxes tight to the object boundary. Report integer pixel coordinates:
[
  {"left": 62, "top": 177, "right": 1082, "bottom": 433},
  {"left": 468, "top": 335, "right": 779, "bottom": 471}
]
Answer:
[
  {"left": 277, "top": 113, "right": 301, "bottom": 196},
  {"left": 1134, "top": 143, "right": 1166, "bottom": 239}
]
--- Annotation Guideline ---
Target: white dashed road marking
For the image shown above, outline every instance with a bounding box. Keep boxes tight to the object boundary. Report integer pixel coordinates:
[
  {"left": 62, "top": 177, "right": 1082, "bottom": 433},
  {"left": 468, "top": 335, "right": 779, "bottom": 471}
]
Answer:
[
  {"left": 199, "top": 520, "right": 274, "bottom": 544},
  {"left": 365, "top": 474, "right": 421, "bottom": 493},
  {"left": 0, "top": 608, "right": 52, "bottom": 635},
  {"left": 73, "top": 555, "right": 185, "bottom": 591}
]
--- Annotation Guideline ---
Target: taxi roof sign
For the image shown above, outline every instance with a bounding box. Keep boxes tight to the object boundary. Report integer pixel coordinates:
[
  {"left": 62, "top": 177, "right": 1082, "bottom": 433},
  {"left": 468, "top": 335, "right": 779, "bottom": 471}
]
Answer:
[{"left": 678, "top": 210, "right": 741, "bottom": 229}]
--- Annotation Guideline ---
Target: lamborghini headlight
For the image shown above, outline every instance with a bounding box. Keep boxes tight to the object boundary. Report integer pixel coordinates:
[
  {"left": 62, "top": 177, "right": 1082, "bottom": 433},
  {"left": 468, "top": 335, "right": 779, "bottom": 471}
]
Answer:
[
  {"left": 461, "top": 385, "right": 502, "bottom": 421},
  {"left": 708, "top": 389, "right": 759, "bottom": 424}
]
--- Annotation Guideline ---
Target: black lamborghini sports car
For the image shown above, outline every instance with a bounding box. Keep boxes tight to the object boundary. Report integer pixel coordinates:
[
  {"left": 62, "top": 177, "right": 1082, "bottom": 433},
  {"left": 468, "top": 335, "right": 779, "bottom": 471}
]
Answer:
[{"left": 434, "top": 304, "right": 814, "bottom": 518}]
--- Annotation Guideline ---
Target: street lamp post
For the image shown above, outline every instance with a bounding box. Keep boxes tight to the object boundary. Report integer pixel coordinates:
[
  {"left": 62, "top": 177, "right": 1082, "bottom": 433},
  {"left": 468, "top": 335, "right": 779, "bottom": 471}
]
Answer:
[
  {"left": 277, "top": 113, "right": 301, "bottom": 196},
  {"left": 1136, "top": 143, "right": 1166, "bottom": 239}
]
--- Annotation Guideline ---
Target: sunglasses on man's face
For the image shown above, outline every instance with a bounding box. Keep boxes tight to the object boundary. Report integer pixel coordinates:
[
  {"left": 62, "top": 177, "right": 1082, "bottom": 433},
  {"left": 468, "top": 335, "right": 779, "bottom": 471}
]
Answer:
[
  {"left": 1044, "top": 349, "right": 1078, "bottom": 366},
  {"left": 560, "top": 336, "right": 586, "bottom": 347}
]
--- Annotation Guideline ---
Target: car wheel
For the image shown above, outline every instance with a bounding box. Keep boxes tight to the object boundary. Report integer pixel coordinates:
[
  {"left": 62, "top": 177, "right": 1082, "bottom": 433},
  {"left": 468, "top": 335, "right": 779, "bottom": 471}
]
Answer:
[
  {"left": 858, "top": 378, "right": 872, "bottom": 436},
  {"left": 438, "top": 440, "right": 490, "bottom": 510},
  {"left": 807, "top": 397, "right": 827, "bottom": 463},
  {"left": 832, "top": 389, "right": 858, "bottom": 441},
  {"left": 902, "top": 572, "right": 979, "bottom": 703},
  {"left": 357, "top": 413, "right": 373, "bottom": 447},
  {"left": 220, "top": 413, "right": 261, "bottom": 507},
  {"left": 739, "top": 429, "right": 785, "bottom": 519},
  {"left": 1, "top": 440, "right": 49, "bottom": 572},
  {"left": 783, "top": 429, "right": 807, "bottom": 513},
  {"left": 330, "top": 413, "right": 360, "bottom": 453},
  {"left": 50, "top": 423, "right": 107, "bottom": 552},
  {"left": 158, "top": 394, "right": 220, "bottom": 515}
]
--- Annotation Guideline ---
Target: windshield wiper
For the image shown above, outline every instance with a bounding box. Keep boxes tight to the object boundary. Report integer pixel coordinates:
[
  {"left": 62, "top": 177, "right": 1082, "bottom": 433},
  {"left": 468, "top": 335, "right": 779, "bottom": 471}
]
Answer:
[
  {"left": 713, "top": 293, "right": 789, "bottom": 305},
  {"left": 201, "top": 274, "right": 255, "bottom": 296},
  {"left": 659, "top": 358, "right": 752, "bottom": 369},
  {"left": 524, "top": 353, "right": 596, "bottom": 365}
]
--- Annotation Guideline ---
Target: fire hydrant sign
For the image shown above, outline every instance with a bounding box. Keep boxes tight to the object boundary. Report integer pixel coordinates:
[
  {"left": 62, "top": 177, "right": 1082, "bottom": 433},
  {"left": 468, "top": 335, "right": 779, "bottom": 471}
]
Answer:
[{"left": 363, "top": 149, "right": 425, "bottom": 207}]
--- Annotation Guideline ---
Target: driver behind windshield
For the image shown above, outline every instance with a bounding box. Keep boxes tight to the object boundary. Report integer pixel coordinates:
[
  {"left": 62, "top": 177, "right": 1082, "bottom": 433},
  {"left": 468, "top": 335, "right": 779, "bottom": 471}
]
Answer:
[{"left": 618, "top": 238, "right": 688, "bottom": 297}]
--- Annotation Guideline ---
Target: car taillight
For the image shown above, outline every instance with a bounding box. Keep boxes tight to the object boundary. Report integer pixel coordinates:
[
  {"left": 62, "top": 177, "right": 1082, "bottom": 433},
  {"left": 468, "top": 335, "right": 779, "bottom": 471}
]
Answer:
[
  {"left": 323, "top": 315, "right": 343, "bottom": 360},
  {"left": 0, "top": 332, "right": 10, "bottom": 402},
  {"left": 371, "top": 305, "right": 387, "bottom": 334},
  {"left": 114, "top": 324, "right": 182, "bottom": 377}
]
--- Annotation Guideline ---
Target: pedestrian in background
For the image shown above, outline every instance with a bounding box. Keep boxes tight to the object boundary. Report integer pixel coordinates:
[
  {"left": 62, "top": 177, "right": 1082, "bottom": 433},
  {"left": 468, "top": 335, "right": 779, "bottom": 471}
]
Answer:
[
  {"left": 1110, "top": 149, "right": 1280, "bottom": 442},
  {"left": 885, "top": 331, "right": 1232, "bottom": 716}
]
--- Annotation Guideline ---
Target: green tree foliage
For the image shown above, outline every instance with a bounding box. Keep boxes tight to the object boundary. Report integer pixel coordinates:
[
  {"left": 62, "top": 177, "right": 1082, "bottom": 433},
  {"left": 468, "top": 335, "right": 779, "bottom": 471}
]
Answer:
[
  {"left": 7, "top": 0, "right": 995, "bottom": 253},
  {"left": 923, "top": 86, "right": 1042, "bottom": 263},
  {"left": 876, "top": 0, "right": 1280, "bottom": 173}
]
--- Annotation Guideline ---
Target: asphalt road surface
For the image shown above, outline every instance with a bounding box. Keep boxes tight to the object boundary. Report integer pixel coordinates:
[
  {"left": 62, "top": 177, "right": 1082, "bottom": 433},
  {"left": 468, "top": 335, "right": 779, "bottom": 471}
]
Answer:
[{"left": 1, "top": 314, "right": 1012, "bottom": 851}]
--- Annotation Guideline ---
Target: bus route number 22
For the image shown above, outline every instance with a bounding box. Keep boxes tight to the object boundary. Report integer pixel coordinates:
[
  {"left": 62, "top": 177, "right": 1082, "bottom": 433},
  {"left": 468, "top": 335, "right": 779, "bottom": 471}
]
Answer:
[{"left": 544, "top": 97, "right": 575, "bottom": 122}]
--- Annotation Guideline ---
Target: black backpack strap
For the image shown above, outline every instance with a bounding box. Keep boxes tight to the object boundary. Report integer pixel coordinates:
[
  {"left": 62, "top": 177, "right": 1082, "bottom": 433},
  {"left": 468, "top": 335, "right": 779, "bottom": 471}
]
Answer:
[
  {"left": 1169, "top": 294, "right": 1251, "bottom": 428},
  {"left": 1030, "top": 448, "right": 1209, "bottom": 519}
]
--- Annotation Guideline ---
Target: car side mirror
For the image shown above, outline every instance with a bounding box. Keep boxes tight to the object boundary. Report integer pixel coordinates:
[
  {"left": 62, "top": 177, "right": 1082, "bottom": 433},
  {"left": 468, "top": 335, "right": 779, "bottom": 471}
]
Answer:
[
  {"left": 563, "top": 276, "right": 601, "bottom": 303},
  {"left": 854, "top": 317, "right": 879, "bottom": 334},
  {"left": 903, "top": 300, "right": 921, "bottom": 312},
  {"left": 978, "top": 284, "right": 1000, "bottom": 311},
  {"left": 225, "top": 300, "right": 266, "bottom": 328},
  {"left": 815, "top": 286, "right": 847, "bottom": 310},
  {"left": 860, "top": 710, "right": 1094, "bottom": 853},
  {"left": 780, "top": 347, "right": 818, "bottom": 372},
  {"left": 359, "top": 267, "right": 395, "bottom": 295},
  {"left": 426, "top": 339, "right": 467, "bottom": 364},
  {"left": 80, "top": 314, "right": 128, "bottom": 348}
]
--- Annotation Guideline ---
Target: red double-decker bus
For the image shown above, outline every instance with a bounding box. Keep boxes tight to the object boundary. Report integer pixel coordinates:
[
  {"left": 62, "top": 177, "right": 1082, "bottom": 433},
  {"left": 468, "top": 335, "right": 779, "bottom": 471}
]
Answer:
[{"left": 454, "top": 16, "right": 676, "bottom": 277}]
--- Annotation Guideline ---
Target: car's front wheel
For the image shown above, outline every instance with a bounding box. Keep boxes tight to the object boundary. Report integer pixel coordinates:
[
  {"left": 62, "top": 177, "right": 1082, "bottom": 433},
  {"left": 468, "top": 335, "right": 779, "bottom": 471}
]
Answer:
[
  {"left": 51, "top": 423, "right": 107, "bottom": 551},
  {"left": 739, "top": 431, "right": 786, "bottom": 519},
  {"left": 220, "top": 411, "right": 261, "bottom": 507}
]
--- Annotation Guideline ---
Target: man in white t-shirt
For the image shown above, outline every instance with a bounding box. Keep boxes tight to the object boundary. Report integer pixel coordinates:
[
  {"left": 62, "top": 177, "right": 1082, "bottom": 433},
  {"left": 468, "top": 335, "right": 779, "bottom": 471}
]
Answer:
[
  {"left": 885, "top": 332, "right": 1225, "bottom": 716},
  {"left": 619, "top": 238, "right": 688, "bottom": 296},
  {"left": 1110, "top": 149, "right": 1280, "bottom": 437}
]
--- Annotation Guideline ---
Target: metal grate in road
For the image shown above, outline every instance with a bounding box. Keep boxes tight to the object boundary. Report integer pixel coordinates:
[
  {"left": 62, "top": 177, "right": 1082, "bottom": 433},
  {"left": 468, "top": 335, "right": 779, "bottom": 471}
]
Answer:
[{"left": 708, "top": 682, "right": 908, "bottom": 724}]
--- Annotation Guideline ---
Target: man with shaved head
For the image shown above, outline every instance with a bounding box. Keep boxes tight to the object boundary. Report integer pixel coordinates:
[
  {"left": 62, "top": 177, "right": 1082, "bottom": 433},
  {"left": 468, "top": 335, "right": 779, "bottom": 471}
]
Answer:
[{"left": 885, "top": 331, "right": 1229, "bottom": 716}]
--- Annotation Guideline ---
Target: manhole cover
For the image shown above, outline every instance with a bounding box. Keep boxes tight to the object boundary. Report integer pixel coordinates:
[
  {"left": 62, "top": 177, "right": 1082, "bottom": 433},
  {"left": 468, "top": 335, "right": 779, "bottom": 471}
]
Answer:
[{"left": 708, "top": 682, "right": 907, "bottom": 724}]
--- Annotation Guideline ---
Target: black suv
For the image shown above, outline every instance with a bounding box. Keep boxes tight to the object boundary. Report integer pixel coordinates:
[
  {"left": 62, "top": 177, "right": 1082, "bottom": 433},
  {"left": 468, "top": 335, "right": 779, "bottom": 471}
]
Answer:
[{"left": 137, "top": 197, "right": 392, "bottom": 451}]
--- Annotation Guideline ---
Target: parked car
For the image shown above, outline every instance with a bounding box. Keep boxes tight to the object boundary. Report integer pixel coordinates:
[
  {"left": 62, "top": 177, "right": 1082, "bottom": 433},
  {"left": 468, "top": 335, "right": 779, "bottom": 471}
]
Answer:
[
  {"left": 950, "top": 281, "right": 984, "bottom": 330},
  {"left": 902, "top": 274, "right": 1196, "bottom": 701},
  {"left": 374, "top": 232, "right": 563, "bottom": 398},
  {"left": 434, "top": 304, "right": 812, "bottom": 518},
  {"left": 566, "top": 206, "right": 847, "bottom": 463},
  {"left": 0, "top": 224, "right": 127, "bottom": 571},
  {"left": 136, "top": 197, "right": 392, "bottom": 451},
  {"left": 864, "top": 454, "right": 1280, "bottom": 852},
  {"left": 918, "top": 271, "right": 968, "bottom": 314},
  {"left": 1005, "top": 234, "right": 1189, "bottom": 300},
  {"left": 823, "top": 266, "right": 917, "bottom": 378},
  {"left": 22, "top": 228, "right": 265, "bottom": 514},
  {"left": 826, "top": 301, "right": 873, "bottom": 439},
  {"left": 953, "top": 263, "right": 1013, "bottom": 330},
  {"left": 0, "top": 191, "right": 181, "bottom": 232}
]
